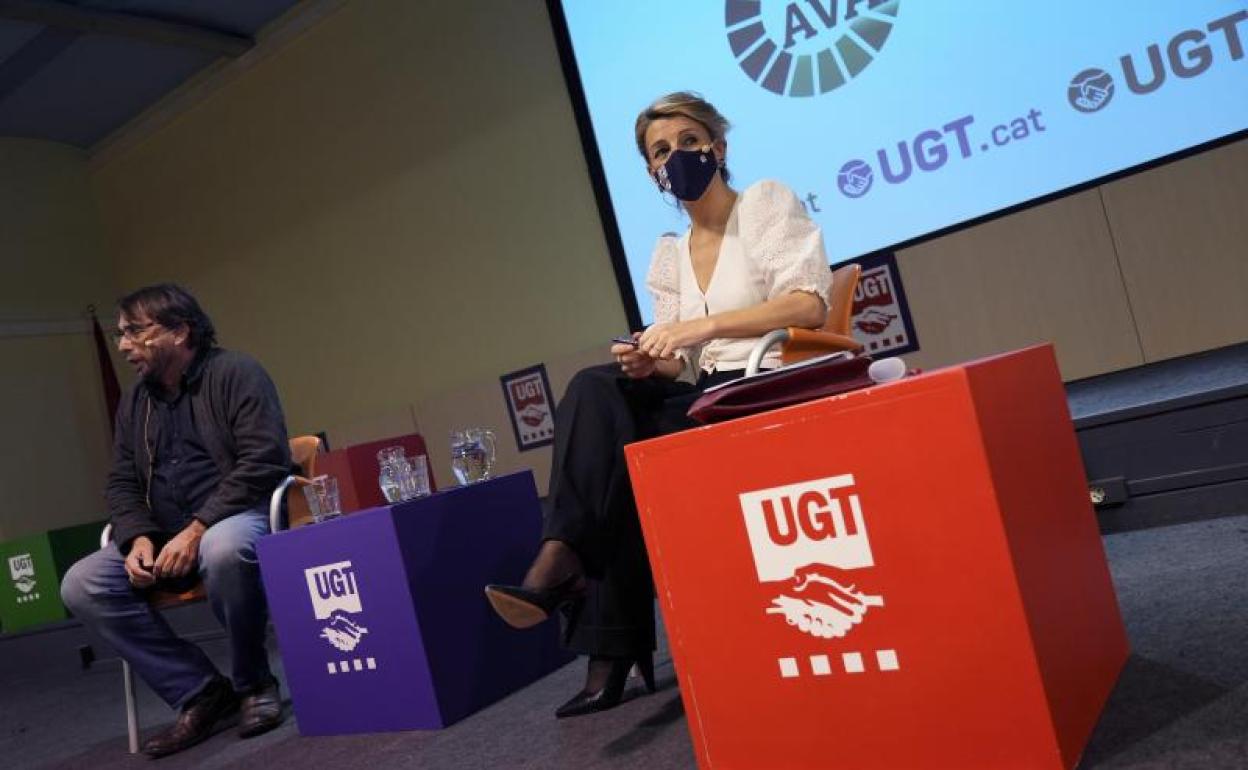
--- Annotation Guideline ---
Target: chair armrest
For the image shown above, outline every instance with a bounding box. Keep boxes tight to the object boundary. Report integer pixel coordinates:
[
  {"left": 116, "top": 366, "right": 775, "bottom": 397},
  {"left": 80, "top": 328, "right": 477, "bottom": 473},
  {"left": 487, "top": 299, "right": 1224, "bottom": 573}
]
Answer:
[
  {"left": 269, "top": 476, "right": 297, "bottom": 533},
  {"left": 269, "top": 475, "right": 316, "bottom": 532},
  {"left": 780, "top": 328, "right": 863, "bottom": 365},
  {"left": 746, "top": 329, "right": 791, "bottom": 376}
]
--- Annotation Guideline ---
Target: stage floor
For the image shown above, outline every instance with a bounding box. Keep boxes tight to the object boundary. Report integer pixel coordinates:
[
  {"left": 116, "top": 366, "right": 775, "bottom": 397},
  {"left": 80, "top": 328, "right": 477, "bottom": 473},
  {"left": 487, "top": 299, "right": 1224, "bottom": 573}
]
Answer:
[
  {"left": 4, "top": 513, "right": 1247, "bottom": 769},
  {"left": 1067, "top": 342, "right": 1248, "bottom": 532},
  {"left": 1066, "top": 341, "right": 1248, "bottom": 425}
]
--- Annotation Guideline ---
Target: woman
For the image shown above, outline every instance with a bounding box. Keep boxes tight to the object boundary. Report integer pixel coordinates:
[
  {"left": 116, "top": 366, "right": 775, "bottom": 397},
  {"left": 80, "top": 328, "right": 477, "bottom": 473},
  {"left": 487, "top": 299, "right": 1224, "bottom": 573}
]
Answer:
[{"left": 486, "top": 91, "right": 832, "bottom": 717}]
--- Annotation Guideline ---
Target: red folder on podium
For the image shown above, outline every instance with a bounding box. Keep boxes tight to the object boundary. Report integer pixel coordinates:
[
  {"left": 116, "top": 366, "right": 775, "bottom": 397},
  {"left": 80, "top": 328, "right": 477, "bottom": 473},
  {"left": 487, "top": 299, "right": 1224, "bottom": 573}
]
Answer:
[{"left": 687, "top": 351, "right": 875, "bottom": 424}]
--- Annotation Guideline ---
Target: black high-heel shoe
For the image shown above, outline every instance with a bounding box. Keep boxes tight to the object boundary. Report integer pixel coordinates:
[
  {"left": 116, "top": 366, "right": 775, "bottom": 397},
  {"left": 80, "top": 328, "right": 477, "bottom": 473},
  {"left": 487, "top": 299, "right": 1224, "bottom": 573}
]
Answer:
[
  {"left": 554, "top": 654, "right": 656, "bottom": 719},
  {"left": 484, "top": 572, "right": 587, "bottom": 629}
]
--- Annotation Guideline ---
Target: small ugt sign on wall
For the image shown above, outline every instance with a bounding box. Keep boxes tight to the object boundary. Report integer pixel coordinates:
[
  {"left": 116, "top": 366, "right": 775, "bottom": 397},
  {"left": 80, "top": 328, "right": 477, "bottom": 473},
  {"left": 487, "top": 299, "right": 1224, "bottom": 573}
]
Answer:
[
  {"left": 845, "top": 251, "right": 919, "bottom": 357},
  {"left": 500, "top": 364, "right": 555, "bottom": 451}
]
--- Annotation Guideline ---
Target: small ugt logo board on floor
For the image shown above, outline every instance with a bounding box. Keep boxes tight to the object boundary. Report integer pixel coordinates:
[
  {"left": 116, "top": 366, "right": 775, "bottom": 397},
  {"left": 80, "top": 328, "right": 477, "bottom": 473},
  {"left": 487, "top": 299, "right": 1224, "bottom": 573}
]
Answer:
[
  {"left": 305, "top": 561, "right": 377, "bottom": 676},
  {"left": 739, "top": 473, "right": 899, "bottom": 679},
  {"left": 8, "top": 553, "right": 38, "bottom": 604}
]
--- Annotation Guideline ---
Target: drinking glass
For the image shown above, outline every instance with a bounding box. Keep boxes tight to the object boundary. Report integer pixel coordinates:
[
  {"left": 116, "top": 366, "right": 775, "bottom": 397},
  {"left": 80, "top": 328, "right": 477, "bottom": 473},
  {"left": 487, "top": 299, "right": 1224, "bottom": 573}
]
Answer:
[
  {"left": 377, "top": 446, "right": 406, "bottom": 503},
  {"left": 400, "top": 455, "right": 432, "bottom": 499},
  {"left": 303, "top": 475, "right": 342, "bottom": 523},
  {"left": 377, "top": 446, "right": 405, "bottom": 466},
  {"left": 450, "top": 428, "right": 496, "bottom": 485},
  {"left": 301, "top": 482, "right": 322, "bottom": 522}
]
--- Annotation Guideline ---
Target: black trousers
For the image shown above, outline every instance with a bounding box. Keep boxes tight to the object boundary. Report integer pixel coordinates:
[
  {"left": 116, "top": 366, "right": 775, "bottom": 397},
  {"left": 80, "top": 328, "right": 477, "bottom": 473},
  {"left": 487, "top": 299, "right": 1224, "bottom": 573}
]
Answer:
[{"left": 543, "top": 363, "right": 740, "bottom": 658}]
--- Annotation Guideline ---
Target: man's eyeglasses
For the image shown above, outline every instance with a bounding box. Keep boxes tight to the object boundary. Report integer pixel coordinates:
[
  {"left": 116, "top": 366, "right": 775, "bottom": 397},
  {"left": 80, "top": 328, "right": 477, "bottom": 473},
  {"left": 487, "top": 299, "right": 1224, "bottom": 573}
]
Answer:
[{"left": 110, "top": 322, "right": 159, "bottom": 344}]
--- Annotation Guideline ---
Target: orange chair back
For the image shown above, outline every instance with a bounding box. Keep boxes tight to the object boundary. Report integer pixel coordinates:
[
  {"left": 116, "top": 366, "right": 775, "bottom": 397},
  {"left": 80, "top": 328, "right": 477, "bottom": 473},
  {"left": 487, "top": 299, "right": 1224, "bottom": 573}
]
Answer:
[
  {"left": 777, "top": 263, "right": 864, "bottom": 366},
  {"left": 291, "top": 435, "right": 321, "bottom": 476},
  {"left": 286, "top": 435, "right": 323, "bottom": 529},
  {"left": 823, "top": 263, "right": 861, "bottom": 336}
]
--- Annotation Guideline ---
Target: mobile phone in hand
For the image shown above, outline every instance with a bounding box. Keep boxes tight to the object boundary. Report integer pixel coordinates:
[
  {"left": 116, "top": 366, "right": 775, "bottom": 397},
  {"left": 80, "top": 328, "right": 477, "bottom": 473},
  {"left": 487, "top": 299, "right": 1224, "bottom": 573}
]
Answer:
[{"left": 611, "top": 335, "right": 639, "bottom": 347}]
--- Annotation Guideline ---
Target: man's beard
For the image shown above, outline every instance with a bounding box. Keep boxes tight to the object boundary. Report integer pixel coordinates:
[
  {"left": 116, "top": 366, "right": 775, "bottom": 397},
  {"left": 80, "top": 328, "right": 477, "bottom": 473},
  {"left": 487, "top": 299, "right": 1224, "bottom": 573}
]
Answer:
[{"left": 141, "top": 348, "right": 174, "bottom": 387}]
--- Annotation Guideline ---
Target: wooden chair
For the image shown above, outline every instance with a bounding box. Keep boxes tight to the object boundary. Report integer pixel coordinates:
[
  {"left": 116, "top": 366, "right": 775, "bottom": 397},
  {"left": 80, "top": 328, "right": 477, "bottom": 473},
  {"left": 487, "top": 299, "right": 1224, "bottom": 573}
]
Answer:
[
  {"left": 745, "top": 263, "right": 864, "bottom": 375},
  {"left": 99, "top": 435, "right": 322, "bottom": 752}
]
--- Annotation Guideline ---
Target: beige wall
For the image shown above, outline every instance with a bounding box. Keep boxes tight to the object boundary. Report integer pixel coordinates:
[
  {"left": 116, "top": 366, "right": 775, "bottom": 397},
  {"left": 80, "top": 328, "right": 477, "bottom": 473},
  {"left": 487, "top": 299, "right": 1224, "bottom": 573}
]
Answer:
[
  {"left": 413, "top": 344, "right": 611, "bottom": 496},
  {"left": 0, "top": 139, "right": 118, "bottom": 540},
  {"left": 897, "top": 189, "right": 1144, "bottom": 381},
  {"left": 1101, "top": 138, "right": 1248, "bottom": 363},
  {"left": 89, "top": 0, "right": 627, "bottom": 447},
  {"left": 0, "top": 140, "right": 115, "bottom": 320},
  {"left": 897, "top": 137, "right": 1247, "bottom": 380}
]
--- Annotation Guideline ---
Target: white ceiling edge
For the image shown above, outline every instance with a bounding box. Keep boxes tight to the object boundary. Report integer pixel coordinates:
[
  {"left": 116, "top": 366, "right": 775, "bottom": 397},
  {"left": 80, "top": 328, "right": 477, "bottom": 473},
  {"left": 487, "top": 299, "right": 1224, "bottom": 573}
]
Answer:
[{"left": 87, "top": 0, "right": 350, "bottom": 170}]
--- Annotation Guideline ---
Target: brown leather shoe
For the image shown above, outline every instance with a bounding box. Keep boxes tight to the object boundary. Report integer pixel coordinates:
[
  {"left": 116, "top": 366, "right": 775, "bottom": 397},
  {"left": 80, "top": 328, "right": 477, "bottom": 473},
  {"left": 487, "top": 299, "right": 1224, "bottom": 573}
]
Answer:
[
  {"left": 141, "top": 677, "right": 239, "bottom": 758},
  {"left": 238, "top": 678, "right": 284, "bottom": 738}
]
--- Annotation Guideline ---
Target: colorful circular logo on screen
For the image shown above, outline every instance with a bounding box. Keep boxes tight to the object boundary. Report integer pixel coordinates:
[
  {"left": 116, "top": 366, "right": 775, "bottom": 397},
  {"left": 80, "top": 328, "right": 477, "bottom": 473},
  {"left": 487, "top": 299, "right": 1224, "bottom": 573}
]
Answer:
[
  {"left": 1068, "top": 68, "right": 1115, "bottom": 113},
  {"left": 837, "top": 159, "right": 873, "bottom": 197},
  {"left": 725, "top": 0, "right": 900, "bottom": 97}
]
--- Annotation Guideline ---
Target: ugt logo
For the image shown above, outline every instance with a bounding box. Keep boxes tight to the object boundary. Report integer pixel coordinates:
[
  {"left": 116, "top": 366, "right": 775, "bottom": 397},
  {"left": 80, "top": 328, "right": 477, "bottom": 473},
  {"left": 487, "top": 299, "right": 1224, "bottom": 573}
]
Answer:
[
  {"left": 305, "top": 561, "right": 369, "bottom": 653},
  {"left": 8, "top": 553, "right": 35, "bottom": 594},
  {"left": 837, "top": 159, "right": 873, "bottom": 198},
  {"left": 509, "top": 375, "right": 550, "bottom": 430},
  {"left": 726, "top": 0, "right": 900, "bottom": 97},
  {"left": 1068, "top": 10, "right": 1246, "bottom": 114},
  {"left": 740, "top": 475, "right": 884, "bottom": 640},
  {"left": 1068, "top": 68, "right": 1115, "bottom": 113}
]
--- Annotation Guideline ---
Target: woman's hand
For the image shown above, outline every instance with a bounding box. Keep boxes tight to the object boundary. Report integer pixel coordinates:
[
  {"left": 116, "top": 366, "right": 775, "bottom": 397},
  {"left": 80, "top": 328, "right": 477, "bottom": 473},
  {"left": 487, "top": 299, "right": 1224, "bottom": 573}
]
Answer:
[
  {"left": 611, "top": 341, "right": 658, "bottom": 379},
  {"left": 636, "top": 318, "right": 714, "bottom": 361}
]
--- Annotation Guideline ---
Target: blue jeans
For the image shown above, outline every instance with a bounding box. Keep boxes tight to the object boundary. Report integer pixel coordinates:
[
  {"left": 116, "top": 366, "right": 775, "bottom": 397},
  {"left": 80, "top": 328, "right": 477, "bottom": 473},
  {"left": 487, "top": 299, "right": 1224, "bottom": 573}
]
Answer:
[{"left": 61, "top": 509, "right": 273, "bottom": 709}]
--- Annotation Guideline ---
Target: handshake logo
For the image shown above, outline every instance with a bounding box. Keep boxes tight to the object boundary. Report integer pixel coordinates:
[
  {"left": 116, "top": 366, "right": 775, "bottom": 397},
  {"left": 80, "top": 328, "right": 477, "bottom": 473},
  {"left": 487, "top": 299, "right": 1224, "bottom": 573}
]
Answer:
[
  {"left": 740, "top": 475, "right": 884, "bottom": 640},
  {"left": 837, "top": 160, "right": 874, "bottom": 199},
  {"left": 9, "top": 553, "right": 35, "bottom": 593},
  {"left": 305, "top": 561, "right": 369, "bottom": 653},
  {"left": 1068, "top": 68, "right": 1115, "bottom": 113}
]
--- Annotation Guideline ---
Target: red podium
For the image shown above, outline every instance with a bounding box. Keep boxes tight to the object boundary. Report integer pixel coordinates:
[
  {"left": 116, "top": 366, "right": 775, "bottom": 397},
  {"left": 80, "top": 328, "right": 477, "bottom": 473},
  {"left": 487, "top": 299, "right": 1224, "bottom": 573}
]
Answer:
[
  {"left": 318, "top": 434, "right": 438, "bottom": 513},
  {"left": 626, "top": 345, "right": 1127, "bottom": 770}
]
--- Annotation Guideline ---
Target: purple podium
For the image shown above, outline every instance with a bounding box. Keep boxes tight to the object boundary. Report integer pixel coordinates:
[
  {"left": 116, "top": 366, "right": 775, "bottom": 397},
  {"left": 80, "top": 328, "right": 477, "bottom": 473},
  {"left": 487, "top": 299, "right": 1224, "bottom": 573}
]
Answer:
[{"left": 258, "top": 470, "right": 572, "bottom": 734}]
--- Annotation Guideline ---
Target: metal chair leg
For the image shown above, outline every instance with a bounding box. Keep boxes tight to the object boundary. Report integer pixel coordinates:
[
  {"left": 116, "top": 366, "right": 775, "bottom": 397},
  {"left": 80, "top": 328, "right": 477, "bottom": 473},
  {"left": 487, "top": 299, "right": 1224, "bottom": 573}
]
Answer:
[{"left": 123, "top": 660, "right": 139, "bottom": 754}]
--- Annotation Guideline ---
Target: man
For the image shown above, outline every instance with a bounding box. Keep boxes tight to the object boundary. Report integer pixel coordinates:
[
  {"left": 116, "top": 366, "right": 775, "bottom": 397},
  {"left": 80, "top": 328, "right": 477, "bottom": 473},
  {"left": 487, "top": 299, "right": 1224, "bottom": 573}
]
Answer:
[{"left": 62, "top": 284, "right": 292, "bottom": 757}]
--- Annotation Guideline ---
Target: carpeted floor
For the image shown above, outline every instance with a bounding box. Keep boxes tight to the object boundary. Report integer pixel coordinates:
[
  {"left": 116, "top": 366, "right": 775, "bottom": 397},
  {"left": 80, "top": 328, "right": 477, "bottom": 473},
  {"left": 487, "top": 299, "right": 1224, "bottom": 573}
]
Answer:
[
  {"left": 3, "top": 513, "right": 1246, "bottom": 769},
  {"left": 1077, "top": 514, "right": 1248, "bottom": 769}
]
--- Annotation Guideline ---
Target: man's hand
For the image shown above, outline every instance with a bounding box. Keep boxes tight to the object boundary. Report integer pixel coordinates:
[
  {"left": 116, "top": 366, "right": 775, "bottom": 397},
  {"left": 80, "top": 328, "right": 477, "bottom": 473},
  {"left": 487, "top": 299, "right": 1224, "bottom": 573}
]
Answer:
[
  {"left": 125, "top": 536, "right": 157, "bottom": 588},
  {"left": 153, "top": 520, "right": 206, "bottom": 579},
  {"left": 636, "top": 318, "right": 714, "bottom": 361}
]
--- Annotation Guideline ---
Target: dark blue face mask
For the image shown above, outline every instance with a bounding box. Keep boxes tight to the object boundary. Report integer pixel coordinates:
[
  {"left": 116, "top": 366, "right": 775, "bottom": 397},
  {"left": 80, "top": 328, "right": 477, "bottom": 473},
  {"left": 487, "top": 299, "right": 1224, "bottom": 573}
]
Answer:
[{"left": 654, "top": 146, "right": 720, "bottom": 201}]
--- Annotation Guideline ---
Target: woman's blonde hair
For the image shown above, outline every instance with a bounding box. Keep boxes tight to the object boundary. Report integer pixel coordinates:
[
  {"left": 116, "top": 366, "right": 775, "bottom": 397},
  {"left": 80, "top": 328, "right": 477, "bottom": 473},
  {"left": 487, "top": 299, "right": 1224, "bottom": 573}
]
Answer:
[{"left": 634, "top": 91, "right": 732, "bottom": 183}]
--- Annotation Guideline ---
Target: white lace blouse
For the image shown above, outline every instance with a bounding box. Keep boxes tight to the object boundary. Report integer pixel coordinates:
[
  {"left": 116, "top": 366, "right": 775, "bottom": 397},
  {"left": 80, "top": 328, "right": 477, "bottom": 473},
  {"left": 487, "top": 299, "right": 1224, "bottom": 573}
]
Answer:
[{"left": 644, "top": 179, "right": 833, "bottom": 374}]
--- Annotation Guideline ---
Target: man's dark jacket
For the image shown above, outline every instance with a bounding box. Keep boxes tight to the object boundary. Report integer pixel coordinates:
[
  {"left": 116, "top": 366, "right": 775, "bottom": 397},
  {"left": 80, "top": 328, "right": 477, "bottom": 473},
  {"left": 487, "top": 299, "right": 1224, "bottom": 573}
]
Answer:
[{"left": 106, "top": 347, "right": 291, "bottom": 551}]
